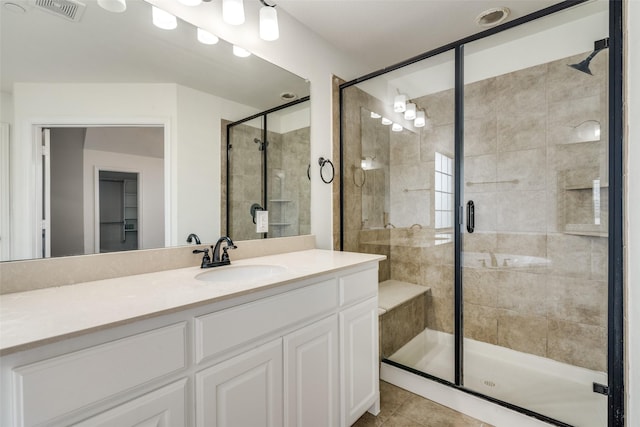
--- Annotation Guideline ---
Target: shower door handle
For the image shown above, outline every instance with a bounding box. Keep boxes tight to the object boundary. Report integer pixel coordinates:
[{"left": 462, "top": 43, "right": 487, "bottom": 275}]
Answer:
[{"left": 466, "top": 200, "right": 475, "bottom": 233}]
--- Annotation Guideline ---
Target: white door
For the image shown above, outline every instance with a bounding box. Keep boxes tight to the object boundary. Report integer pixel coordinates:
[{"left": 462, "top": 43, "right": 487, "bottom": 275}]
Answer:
[
  {"left": 284, "top": 315, "right": 339, "bottom": 427},
  {"left": 40, "top": 128, "right": 51, "bottom": 258},
  {"left": 340, "top": 297, "right": 379, "bottom": 427},
  {"left": 195, "top": 339, "right": 283, "bottom": 427}
]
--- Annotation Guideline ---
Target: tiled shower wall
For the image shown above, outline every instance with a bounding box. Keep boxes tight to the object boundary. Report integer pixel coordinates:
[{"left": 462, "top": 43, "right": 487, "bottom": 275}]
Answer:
[
  {"left": 343, "top": 50, "right": 608, "bottom": 372},
  {"left": 227, "top": 124, "right": 310, "bottom": 241}
]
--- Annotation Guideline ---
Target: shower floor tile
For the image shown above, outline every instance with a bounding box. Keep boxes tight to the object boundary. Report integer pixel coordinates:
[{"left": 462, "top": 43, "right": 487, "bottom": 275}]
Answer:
[{"left": 352, "top": 381, "right": 493, "bottom": 427}]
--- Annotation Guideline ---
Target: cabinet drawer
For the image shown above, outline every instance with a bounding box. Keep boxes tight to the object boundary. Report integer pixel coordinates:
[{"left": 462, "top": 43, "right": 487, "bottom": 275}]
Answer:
[
  {"left": 12, "top": 323, "right": 186, "bottom": 427},
  {"left": 74, "top": 379, "right": 187, "bottom": 427},
  {"left": 195, "top": 279, "right": 337, "bottom": 363},
  {"left": 339, "top": 268, "right": 378, "bottom": 307}
]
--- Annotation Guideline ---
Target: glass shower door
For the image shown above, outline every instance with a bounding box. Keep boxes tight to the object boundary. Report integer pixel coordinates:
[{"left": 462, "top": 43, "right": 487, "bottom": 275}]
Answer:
[
  {"left": 228, "top": 117, "right": 265, "bottom": 241},
  {"left": 461, "top": 3, "right": 609, "bottom": 425}
]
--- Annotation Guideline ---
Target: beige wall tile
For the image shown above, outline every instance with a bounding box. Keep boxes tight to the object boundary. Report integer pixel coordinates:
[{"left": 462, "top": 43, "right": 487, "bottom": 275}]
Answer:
[
  {"left": 496, "top": 271, "right": 547, "bottom": 317},
  {"left": 497, "top": 310, "right": 548, "bottom": 357},
  {"left": 547, "top": 320, "right": 606, "bottom": 371},
  {"left": 546, "top": 276, "right": 607, "bottom": 327},
  {"left": 464, "top": 303, "right": 498, "bottom": 344}
]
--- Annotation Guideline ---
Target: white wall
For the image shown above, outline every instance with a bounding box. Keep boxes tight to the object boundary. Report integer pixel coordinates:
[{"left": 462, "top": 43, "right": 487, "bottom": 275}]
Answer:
[
  {"left": 148, "top": 0, "right": 369, "bottom": 249},
  {"left": 626, "top": 0, "right": 638, "bottom": 424},
  {"left": 9, "top": 82, "right": 257, "bottom": 260},
  {"left": 175, "top": 85, "right": 257, "bottom": 245}
]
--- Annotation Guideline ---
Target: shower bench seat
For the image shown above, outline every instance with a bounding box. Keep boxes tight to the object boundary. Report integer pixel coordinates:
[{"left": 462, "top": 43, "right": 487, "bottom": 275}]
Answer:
[{"left": 378, "top": 280, "right": 430, "bottom": 358}]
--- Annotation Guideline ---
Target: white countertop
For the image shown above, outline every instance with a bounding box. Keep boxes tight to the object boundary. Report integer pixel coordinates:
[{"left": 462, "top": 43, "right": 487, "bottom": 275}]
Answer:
[{"left": 0, "top": 249, "right": 384, "bottom": 355}]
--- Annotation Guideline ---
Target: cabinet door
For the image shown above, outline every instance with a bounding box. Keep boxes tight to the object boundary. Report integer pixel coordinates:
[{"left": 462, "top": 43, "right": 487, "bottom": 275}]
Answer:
[
  {"left": 340, "top": 297, "right": 379, "bottom": 427},
  {"left": 73, "top": 379, "right": 187, "bottom": 427},
  {"left": 284, "top": 315, "right": 339, "bottom": 427},
  {"left": 196, "top": 339, "right": 283, "bottom": 427}
]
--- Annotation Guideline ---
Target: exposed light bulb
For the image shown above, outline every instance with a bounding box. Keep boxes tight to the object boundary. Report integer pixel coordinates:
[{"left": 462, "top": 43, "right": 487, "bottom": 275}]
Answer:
[
  {"left": 392, "top": 123, "right": 403, "bottom": 132},
  {"left": 178, "top": 0, "right": 202, "bottom": 5},
  {"left": 233, "top": 45, "right": 251, "bottom": 57},
  {"left": 152, "top": 6, "right": 177, "bottom": 30},
  {"left": 259, "top": 6, "right": 279, "bottom": 41},
  {"left": 370, "top": 112, "right": 381, "bottom": 119},
  {"left": 414, "top": 110, "right": 426, "bottom": 128},
  {"left": 404, "top": 102, "right": 417, "bottom": 120},
  {"left": 381, "top": 117, "right": 392, "bottom": 126},
  {"left": 97, "top": 0, "right": 126, "bottom": 13},
  {"left": 223, "top": 0, "right": 245, "bottom": 25},
  {"left": 394, "top": 94, "right": 407, "bottom": 113},
  {"left": 197, "top": 28, "right": 219, "bottom": 45}
]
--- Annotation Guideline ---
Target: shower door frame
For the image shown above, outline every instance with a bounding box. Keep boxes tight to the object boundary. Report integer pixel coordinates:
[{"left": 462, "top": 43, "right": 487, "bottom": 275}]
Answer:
[
  {"left": 338, "top": 0, "right": 624, "bottom": 425},
  {"left": 225, "top": 96, "right": 310, "bottom": 239}
]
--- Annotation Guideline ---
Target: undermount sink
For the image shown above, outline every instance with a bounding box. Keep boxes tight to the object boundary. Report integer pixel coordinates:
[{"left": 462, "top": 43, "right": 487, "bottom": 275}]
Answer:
[{"left": 196, "top": 264, "right": 289, "bottom": 283}]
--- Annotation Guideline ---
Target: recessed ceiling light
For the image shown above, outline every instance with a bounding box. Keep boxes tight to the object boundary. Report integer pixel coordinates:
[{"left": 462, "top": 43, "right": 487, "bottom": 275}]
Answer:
[
  {"left": 280, "top": 92, "right": 298, "bottom": 101},
  {"left": 475, "top": 7, "right": 510, "bottom": 28}
]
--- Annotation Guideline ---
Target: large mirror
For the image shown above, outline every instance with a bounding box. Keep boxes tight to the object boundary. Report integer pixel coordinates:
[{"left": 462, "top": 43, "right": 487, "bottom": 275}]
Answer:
[{"left": 0, "top": 0, "right": 310, "bottom": 262}]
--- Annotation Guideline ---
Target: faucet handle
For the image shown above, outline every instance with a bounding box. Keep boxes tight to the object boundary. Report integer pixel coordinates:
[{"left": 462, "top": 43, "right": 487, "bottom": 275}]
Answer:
[
  {"left": 221, "top": 244, "right": 237, "bottom": 262},
  {"left": 193, "top": 248, "right": 211, "bottom": 267}
]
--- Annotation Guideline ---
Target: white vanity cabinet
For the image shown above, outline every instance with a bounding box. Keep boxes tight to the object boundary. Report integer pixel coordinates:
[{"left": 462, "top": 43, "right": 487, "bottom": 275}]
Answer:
[{"left": 0, "top": 260, "right": 380, "bottom": 427}]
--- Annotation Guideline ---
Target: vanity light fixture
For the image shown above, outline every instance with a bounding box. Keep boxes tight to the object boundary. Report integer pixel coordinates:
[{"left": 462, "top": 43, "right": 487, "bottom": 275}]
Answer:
[
  {"left": 414, "top": 110, "right": 426, "bottom": 127},
  {"left": 178, "top": 0, "right": 202, "bottom": 5},
  {"left": 197, "top": 28, "right": 219, "bottom": 44},
  {"left": 392, "top": 123, "right": 403, "bottom": 132},
  {"left": 223, "top": 0, "right": 245, "bottom": 25},
  {"left": 381, "top": 117, "right": 392, "bottom": 126},
  {"left": 97, "top": 0, "right": 126, "bottom": 13},
  {"left": 370, "top": 112, "right": 381, "bottom": 119},
  {"left": 233, "top": 45, "right": 251, "bottom": 57},
  {"left": 259, "top": 0, "right": 279, "bottom": 41},
  {"left": 394, "top": 94, "right": 408, "bottom": 112},
  {"left": 404, "top": 102, "right": 417, "bottom": 120},
  {"left": 152, "top": 6, "right": 177, "bottom": 29}
]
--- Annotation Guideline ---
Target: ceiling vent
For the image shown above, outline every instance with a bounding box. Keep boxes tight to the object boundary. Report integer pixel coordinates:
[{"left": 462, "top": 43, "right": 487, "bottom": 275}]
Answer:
[{"left": 34, "top": 0, "right": 86, "bottom": 22}]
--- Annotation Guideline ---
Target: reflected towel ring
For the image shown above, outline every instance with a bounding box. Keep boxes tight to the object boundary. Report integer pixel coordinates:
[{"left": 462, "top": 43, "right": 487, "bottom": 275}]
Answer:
[
  {"left": 352, "top": 165, "right": 365, "bottom": 188},
  {"left": 318, "top": 157, "right": 334, "bottom": 184}
]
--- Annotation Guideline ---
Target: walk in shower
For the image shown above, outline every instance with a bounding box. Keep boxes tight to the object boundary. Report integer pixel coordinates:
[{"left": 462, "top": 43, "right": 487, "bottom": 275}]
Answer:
[
  {"left": 339, "top": 1, "right": 623, "bottom": 426},
  {"left": 225, "top": 98, "right": 310, "bottom": 240}
]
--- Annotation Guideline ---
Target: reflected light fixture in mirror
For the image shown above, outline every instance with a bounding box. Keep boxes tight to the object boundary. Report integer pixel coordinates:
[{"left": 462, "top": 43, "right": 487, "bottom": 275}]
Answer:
[
  {"left": 233, "top": 45, "right": 252, "bottom": 57},
  {"left": 392, "top": 123, "right": 403, "bottom": 132},
  {"left": 152, "top": 6, "right": 177, "bottom": 29},
  {"left": 223, "top": 0, "right": 245, "bottom": 25},
  {"left": 404, "top": 102, "right": 416, "bottom": 120},
  {"left": 414, "top": 110, "right": 426, "bottom": 127},
  {"left": 178, "top": 0, "right": 203, "bottom": 6},
  {"left": 394, "top": 93, "right": 407, "bottom": 112},
  {"left": 198, "top": 27, "right": 220, "bottom": 44},
  {"left": 381, "top": 117, "right": 392, "bottom": 125},
  {"left": 97, "top": 0, "right": 127, "bottom": 13}
]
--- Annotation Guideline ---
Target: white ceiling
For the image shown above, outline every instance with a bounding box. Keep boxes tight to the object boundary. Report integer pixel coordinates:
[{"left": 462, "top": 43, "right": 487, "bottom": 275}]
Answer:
[
  {"left": 1, "top": 0, "right": 567, "bottom": 110},
  {"left": 278, "top": 0, "right": 563, "bottom": 70}
]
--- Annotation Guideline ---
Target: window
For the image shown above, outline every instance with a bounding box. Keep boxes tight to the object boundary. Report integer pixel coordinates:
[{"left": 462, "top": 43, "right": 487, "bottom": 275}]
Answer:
[{"left": 434, "top": 152, "right": 453, "bottom": 229}]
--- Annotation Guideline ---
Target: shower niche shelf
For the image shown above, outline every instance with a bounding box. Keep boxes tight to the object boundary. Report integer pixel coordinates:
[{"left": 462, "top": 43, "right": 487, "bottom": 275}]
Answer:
[{"left": 560, "top": 169, "right": 608, "bottom": 238}]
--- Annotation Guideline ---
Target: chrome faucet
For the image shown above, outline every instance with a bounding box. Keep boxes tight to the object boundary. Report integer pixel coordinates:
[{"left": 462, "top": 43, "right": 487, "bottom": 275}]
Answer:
[{"left": 489, "top": 252, "right": 498, "bottom": 268}]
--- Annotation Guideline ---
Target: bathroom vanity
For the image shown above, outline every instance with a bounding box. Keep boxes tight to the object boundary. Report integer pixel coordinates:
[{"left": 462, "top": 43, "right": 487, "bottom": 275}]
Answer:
[{"left": 0, "top": 249, "right": 384, "bottom": 427}]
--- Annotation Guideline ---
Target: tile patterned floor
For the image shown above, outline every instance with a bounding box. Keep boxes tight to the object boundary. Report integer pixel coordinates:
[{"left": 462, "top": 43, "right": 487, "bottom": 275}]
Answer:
[{"left": 352, "top": 381, "right": 494, "bottom": 427}]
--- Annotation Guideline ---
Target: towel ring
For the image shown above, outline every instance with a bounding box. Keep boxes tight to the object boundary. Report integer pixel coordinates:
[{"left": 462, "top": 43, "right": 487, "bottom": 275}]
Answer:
[{"left": 318, "top": 157, "right": 334, "bottom": 184}]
